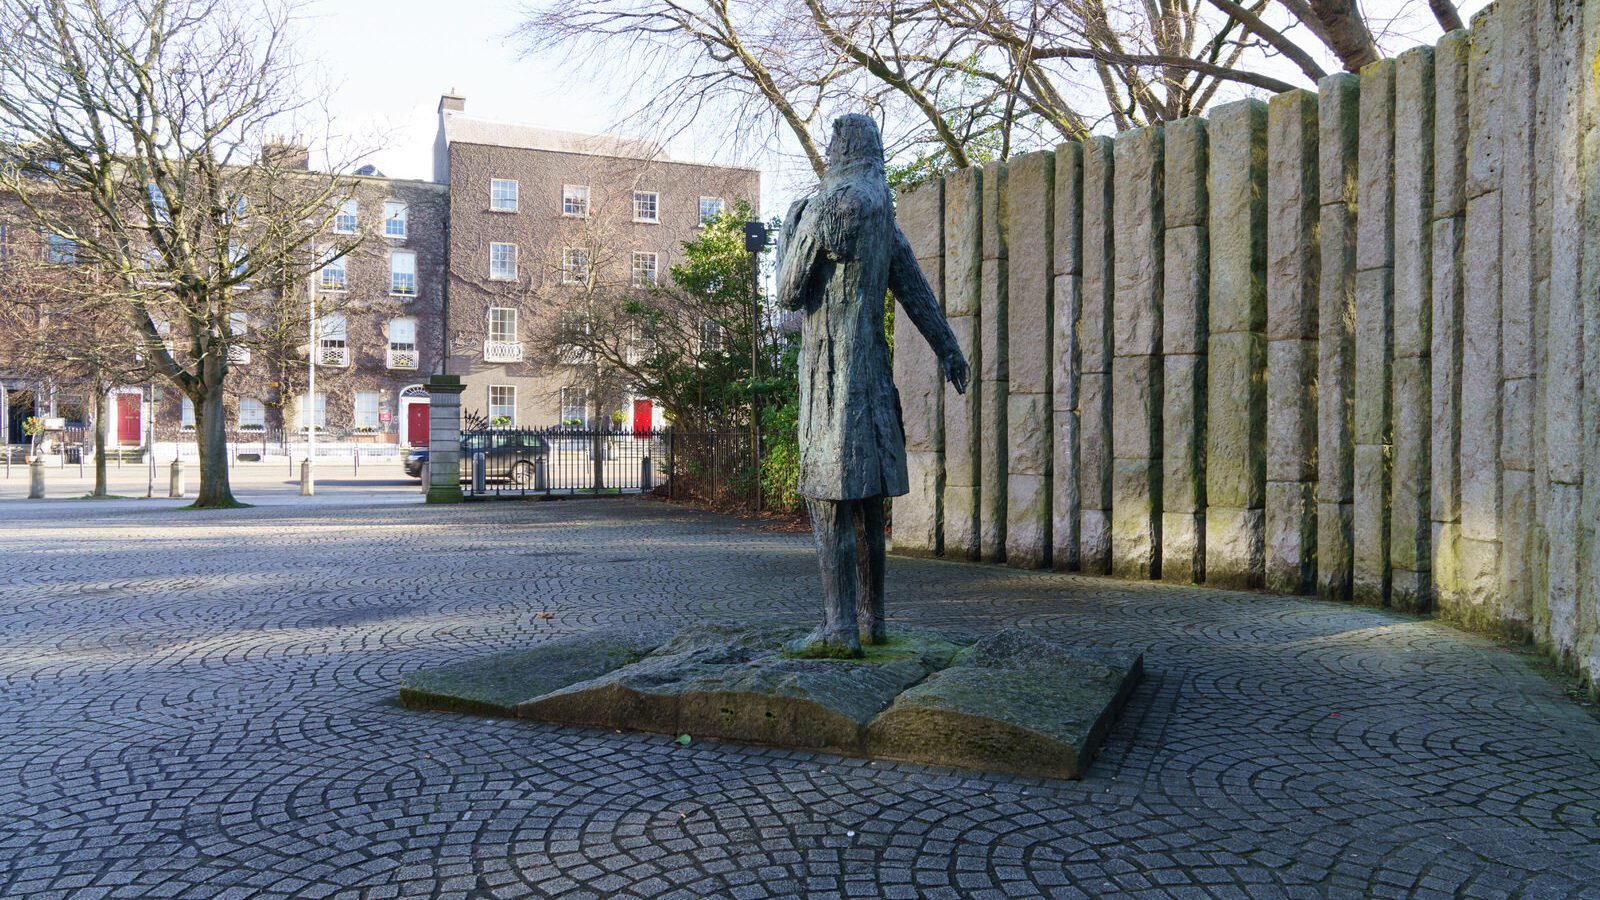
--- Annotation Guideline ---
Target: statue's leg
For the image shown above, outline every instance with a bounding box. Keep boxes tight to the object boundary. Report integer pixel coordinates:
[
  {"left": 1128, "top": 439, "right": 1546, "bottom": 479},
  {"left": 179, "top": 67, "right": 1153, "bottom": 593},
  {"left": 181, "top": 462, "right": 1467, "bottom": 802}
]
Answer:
[
  {"left": 855, "top": 496, "right": 887, "bottom": 644},
  {"left": 791, "top": 497, "right": 862, "bottom": 656}
]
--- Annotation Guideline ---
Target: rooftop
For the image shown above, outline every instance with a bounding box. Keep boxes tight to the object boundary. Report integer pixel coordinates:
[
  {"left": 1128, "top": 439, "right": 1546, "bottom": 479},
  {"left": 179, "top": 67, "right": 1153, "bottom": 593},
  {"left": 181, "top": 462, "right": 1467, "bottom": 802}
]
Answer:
[{"left": 441, "top": 112, "right": 669, "bottom": 162}]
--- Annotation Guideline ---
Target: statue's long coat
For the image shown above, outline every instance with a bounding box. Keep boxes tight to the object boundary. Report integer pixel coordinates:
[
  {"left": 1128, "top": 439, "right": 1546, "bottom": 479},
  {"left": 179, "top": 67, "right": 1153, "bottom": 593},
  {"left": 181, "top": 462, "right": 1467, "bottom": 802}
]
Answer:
[{"left": 777, "top": 176, "right": 961, "bottom": 501}]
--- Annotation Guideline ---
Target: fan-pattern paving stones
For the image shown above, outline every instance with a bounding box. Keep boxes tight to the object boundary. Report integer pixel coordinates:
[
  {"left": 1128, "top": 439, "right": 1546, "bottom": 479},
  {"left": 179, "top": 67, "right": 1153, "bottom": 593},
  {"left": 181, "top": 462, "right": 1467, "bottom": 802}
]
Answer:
[{"left": 2, "top": 497, "right": 1598, "bottom": 899}]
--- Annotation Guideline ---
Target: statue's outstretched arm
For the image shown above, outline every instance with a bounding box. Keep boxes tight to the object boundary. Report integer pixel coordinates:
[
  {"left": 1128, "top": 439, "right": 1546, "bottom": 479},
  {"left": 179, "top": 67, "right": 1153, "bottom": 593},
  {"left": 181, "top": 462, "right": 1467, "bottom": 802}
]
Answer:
[{"left": 887, "top": 226, "right": 969, "bottom": 394}]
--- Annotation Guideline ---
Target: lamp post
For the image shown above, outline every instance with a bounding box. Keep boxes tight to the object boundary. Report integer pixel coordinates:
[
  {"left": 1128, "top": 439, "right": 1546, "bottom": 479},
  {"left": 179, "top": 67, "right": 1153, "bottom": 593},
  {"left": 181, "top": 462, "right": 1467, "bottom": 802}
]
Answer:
[
  {"left": 302, "top": 274, "right": 316, "bottom": 496},
  {"left": 742, "top": 220, "right": 770, "bottom": 511}
]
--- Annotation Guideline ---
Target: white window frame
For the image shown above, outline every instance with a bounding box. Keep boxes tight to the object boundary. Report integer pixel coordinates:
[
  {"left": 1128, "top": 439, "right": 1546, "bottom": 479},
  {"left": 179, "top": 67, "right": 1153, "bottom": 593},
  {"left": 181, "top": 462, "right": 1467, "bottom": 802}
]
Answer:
[
  {"left": 490, "top": 178, "right": 519, "bottom": 212},
  {"left": 237, "top": 397, "right": 266, "bottom": 431},
  {"left": 387, "top": 317, "right": 418, "bottom": 370},
  {"left": 562, "top": 184, "right": 590, "bottom": 218},
  {"left": 228, "top": 312, "right": 251, "bottom": 364},
  {"left": 562, "top": 247, "right": 590, "bottom": 285},
  {"left": 334, "top": 199, "right": 358, "bottom": 234},
  {"left": 318, "top": 313, "right": 348, "bottom": 366},
  {"left": 699, "top": 197, "right": 724, "bottom": 225},
  {"left": 489, "top": 242, "right": 518, "bottom": 281},
  {"left": 487, "top": 307, "right": 519, "bottom": 344},
  {"left": 560, "top": 386, "right": 589, "bottom": 428},
  {"left": 632, "top": 191, "right": 659, "bottom": 223},
  {"left": 700, "top": 318, "right": 724, "bottom": 352},
  {"left": 487, "top": 385, "right": 517, "bottom": 425},
  {"left": 319, "top": 249, "right": 347, "bottom": 292},
  {"left": 390, "top": 250, "right": 417, "bottom": 296},
  {"left": 354, "top": 391, "right": 381, "bottom": 430},
  {"left": 180, "top": 396, "right": 196, "bottom": 430},
  {"left": 299, "top": 392, "right": 328, "bottom": 430},
  {"left": 631, "top": 251, "right": 659, "bottom": 288},
  {"left": 383, "top": 200, "right": 408, "bottom": 238}
]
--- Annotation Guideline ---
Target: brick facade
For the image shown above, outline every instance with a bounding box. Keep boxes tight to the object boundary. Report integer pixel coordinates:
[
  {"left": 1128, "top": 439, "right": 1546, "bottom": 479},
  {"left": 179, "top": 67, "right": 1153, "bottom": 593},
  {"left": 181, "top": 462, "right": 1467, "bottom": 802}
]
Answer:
[{"left": 1, "top": 94, "right": 759, "bottom": 446}]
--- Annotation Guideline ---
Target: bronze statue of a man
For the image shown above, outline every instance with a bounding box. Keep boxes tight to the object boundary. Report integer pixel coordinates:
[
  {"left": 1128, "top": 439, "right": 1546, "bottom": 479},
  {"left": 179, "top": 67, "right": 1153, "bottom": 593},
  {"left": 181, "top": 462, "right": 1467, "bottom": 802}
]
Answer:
[{"left": 777, "top": 114, "right": 969, "bottom": 658}]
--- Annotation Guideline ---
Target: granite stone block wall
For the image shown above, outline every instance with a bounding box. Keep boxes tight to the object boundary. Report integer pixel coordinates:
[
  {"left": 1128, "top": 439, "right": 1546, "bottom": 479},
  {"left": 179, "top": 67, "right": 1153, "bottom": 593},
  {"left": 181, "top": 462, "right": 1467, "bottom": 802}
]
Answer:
[{"left": 888, "top": 0, "right": 1600, "bottom": 688}]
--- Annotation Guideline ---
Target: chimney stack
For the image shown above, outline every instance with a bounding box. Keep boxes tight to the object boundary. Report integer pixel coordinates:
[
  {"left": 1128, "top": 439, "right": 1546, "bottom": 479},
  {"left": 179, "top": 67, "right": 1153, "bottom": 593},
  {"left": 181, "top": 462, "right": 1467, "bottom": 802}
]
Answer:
[
  {"left": 262, "top": 139, "right": 309, "bottom": 170},
  {"left": 439, "top": 92, "right": 465, "bottom": 114}
]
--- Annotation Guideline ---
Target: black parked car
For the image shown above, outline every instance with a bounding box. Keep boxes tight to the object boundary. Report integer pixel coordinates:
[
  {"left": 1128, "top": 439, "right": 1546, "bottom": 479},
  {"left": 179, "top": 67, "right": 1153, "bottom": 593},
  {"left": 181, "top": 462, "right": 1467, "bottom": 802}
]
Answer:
[{"left": 404, "top": 431, "right": 552, "bottom": 485}]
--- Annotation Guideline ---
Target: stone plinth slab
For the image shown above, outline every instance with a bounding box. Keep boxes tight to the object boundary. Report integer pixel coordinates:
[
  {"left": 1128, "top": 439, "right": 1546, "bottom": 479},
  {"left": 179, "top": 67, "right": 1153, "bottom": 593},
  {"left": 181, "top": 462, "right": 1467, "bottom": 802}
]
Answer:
[
  {"left": 401, "top": 623, "right": 1141, "bottom": 781},
  {"left": 399, "top": 629, "right": 664, "bottom": 716},
  {"left": 867, "top": 631, "right": 1142, "bottom": 780}
]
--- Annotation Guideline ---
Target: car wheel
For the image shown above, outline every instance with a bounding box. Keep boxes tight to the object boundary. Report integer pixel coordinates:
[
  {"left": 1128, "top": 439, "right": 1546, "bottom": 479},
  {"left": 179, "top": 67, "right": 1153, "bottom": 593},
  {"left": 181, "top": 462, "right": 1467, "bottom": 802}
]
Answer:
[{"left": 511, "top": 461, "right": 535, "bottom": 486}]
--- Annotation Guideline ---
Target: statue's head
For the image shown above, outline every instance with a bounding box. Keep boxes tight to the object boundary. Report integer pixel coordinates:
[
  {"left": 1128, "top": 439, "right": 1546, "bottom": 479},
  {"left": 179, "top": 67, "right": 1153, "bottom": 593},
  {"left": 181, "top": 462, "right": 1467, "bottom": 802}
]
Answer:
[{"left": 826, "top": 114, "right": 884, "bottom": 174}]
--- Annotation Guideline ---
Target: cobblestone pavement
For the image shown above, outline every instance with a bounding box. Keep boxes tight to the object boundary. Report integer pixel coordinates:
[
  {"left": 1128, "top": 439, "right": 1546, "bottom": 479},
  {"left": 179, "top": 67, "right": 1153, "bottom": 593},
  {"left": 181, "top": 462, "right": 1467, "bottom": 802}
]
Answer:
[{"left": 3, "top": 498, "right": 1599, "bottom": 899}]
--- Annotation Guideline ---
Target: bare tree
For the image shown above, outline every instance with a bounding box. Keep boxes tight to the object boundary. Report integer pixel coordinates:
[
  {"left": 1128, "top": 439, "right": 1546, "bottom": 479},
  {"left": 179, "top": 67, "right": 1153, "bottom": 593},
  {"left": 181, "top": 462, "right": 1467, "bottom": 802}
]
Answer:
[
  {"left": 516, "top": 0, "right": 1466, "bottom": 184},
  {"left": 0, "top": 0, "right": 369, "bottom": 507},
  {"left": 0, "top": 223, "right": 158, "bottom": 495}
]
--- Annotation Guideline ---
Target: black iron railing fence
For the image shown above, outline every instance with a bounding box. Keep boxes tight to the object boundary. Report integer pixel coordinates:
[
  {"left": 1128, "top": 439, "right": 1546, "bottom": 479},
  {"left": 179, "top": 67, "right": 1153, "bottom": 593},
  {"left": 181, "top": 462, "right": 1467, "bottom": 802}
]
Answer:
[{"left": 456, "top": 427, "right": 765, "bottom": 505}]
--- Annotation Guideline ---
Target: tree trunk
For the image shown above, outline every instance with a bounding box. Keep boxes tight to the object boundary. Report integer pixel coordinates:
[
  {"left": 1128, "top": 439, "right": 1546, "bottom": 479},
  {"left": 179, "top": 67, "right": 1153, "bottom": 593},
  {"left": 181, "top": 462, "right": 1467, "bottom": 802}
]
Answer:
[
  {"left": 93, "top": 388, "right": 108, "bottom": 498},
  {"left": 191, "top": 385, "right": 237, "bottom": 507}
]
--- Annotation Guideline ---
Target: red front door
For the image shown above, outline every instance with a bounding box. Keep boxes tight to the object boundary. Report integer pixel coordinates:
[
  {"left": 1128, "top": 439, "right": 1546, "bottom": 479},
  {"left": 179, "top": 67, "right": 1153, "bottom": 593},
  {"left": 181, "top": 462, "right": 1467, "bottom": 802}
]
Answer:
[
  {"left": 632, "top": 399, "right": 653, "bottom": 436},
  {"left": 116, "top": 394, "right": 141, "bottom": 445},
  {"left": 406, "top": 402, "right": 430, "bottom": 447}
]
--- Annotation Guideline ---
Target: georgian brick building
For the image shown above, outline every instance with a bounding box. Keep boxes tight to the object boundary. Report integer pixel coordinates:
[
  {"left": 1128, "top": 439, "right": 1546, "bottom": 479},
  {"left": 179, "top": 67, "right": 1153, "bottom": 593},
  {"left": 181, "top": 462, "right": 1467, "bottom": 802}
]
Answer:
[
  {"left": 0, "top": 95, "right": 760, "bottom": 451},
  {"left": 435, "top": 94, "right": 760, "bottom": 429}
]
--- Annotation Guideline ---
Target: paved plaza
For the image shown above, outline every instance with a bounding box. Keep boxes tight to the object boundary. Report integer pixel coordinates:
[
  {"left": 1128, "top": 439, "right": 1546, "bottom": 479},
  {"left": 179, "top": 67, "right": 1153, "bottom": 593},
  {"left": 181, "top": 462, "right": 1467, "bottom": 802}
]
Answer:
[{"left": 2, "top": 497, "right": 1599, "bottom": 899}]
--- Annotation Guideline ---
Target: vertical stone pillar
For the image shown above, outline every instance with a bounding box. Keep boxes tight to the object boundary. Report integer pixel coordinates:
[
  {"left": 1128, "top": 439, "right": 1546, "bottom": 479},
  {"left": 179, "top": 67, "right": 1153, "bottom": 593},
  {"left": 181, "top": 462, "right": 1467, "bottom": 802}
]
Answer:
[
  {"left": 425, "top": 374, "right": 465, "bottom": 504},
  {"left": 1391, "top": 47, "right": 1435, "bottom": 611},
  {"left": 1317, "top": 73, "right": 1360, "bottom": 602},
  {"left": 979, "top": 161, "right": 1009, "bottom": 562},
  {"left": 1052, "top": 143, "right": 1084, "bottom": 570},
  {"left": 1579, "top": 0, "right": 1600, "bottom": 679},
  {"left": 891, "top": 179, "right": 945, "bottom": 557},
  {"left": 1431, "top": 29, "right": 1469, "bottom": 622},
  {"left": 1205, "top": 99, "right": 1269, "bottom": 589},
  {"left": 1458, "top": 5, "right": 1505, "bottom": 631},
  {"left": 1161, "top": 117, "right": 1208, "bottom": 584},
  {"left": 1353, "top": 58, "right": 1396, "bottom": 607},
  {"left": 943, "top": 168, "right": 983, "bottom": 560},
  {"left": 1111, "top": 126, "right": 1164, "bottom": 580},
  {"left": 1266, "top": 89, "right": 1320, "bottom": 596},
  {"left": 1005, "top": 151, "right": 1054, "bottom": 568},
  {"left": 1079, "top": 137, "right": 1116, "bottom": 574},
  {"left": 1499, "top": 2, "right": 1539, "bottom": 633},
  {"left": 1541, "top": 0, "right": 1587, "bottom": 662}
]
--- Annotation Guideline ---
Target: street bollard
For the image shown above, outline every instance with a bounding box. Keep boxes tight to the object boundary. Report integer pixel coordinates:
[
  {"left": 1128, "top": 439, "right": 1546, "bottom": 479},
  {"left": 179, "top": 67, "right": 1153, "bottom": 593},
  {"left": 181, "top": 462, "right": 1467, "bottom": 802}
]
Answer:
[
  {"left": 471, "top": 451, "right": 486, "bottom": 495},
  {"left": 169, "top": 459, "right": 185, "bottom": 498},
  {"left": 420, "top": 462, "right": 429, "bottom": 496},
  {"left": 300, "top": 459, "right": 315, "bottom": 496},
  {"left": 28, "top": 459, "right": 45, "bottom": 498},
  {"left": 353, "top": 447, "right": 360, "bottom": 476},
  {"left": 640, "top": 454, "right": 653, "bottom": 491},
  {"left": 534, "top": 456, "right": 548, "bottom": 492}
]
